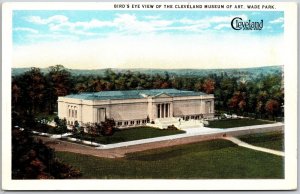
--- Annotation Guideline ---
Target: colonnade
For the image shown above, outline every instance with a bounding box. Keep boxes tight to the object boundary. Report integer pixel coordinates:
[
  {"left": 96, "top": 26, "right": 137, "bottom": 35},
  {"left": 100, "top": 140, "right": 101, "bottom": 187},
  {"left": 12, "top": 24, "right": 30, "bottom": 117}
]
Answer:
[{"left": 156, "top": 103, "right": 171, "bottom": 118}]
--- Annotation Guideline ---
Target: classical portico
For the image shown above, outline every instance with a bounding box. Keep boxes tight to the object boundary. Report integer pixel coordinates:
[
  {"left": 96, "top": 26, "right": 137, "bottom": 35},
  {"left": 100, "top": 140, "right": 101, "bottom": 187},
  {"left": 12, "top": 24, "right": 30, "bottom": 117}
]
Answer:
[{"left": 156, "top": 103, "right": 171, "bottom": 118}]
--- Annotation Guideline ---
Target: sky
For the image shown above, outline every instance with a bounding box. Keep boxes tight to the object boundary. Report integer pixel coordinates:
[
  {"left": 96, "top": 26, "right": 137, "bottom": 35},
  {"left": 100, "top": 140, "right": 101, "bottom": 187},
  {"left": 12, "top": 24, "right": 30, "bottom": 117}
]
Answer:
[{"left": 12, "top": 10, "right": 284, "bottom": 69}]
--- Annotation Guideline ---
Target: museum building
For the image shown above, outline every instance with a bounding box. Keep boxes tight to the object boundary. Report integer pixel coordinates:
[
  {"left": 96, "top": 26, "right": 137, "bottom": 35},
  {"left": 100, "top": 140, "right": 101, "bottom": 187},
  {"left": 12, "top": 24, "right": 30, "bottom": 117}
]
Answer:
[{"left": 57, "top": 89, "right": 214, "bottom": 128}]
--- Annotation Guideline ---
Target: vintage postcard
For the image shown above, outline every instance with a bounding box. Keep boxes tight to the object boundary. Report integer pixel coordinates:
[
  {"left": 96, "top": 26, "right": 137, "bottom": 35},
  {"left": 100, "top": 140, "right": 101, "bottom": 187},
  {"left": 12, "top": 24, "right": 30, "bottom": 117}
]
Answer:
[{"left": 2, "top": 2, "right": 298, "bottom": 190}]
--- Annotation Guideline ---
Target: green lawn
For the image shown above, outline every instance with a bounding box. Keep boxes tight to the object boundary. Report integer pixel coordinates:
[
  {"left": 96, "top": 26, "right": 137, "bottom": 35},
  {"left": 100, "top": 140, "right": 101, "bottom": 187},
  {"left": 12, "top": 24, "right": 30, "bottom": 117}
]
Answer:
[
  {"left": 56, "top": 137, "right": 284, "bottom": 179},
  {"left": 239, "top": 131, "right": 284, "bottom": 151},
  {"left": 70, "top": 126, "right": 185, "bottom": 144},
  {"left": 207, "top": 118, "right": 274, "bottom": 128}
]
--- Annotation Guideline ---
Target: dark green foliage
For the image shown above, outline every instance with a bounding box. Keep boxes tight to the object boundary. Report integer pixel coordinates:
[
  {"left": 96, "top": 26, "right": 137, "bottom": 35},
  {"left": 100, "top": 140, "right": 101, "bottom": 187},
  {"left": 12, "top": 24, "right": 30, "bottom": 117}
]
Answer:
[
  {"left": 167, "top": 125, "right": 179, "bottom": 130},
  {"left": 12, "top": 65, "right": 284, "bottom": 128},
  {"left": 207, "top": 118, "right": 273, "bottom": 128},
  {"left": 12, "top": 128, "right": 81, "bottom": 179},
  {"left": 53, "top": 117, "right": 68, "bottom": 135},
  {"left": 99, "top": 118, "right": 116, "bottom": 136}
]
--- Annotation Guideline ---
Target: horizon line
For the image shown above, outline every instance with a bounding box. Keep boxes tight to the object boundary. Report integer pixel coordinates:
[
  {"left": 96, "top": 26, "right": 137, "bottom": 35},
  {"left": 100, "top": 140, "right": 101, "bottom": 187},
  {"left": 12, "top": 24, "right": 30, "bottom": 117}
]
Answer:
[{"left": 12, "top": 64, "right": 283, "bottom": 71}]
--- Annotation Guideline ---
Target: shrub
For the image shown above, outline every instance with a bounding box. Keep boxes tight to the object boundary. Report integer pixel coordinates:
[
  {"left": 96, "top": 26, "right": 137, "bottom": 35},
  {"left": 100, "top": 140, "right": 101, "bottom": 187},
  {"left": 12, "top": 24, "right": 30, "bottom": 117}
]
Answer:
[{"left": 167, "top": 125, "right": 178, "bottom": 130}]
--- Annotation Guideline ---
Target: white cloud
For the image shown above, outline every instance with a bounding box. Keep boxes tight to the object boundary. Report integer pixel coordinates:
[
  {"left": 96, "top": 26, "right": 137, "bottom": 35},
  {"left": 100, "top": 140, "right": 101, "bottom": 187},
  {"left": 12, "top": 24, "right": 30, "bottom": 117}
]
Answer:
[
  {"left": 26, "top": 15, "right": 68, "bottom": 25},
  {"left": 73, "top": 19, "right": 115, "bottom": 29},
  {"left": 208, "top": 15, "right": 239, "bottom": 23},
  {"left": 14, "top": 27, "right": 39, "bottom": 34},
  {"left": 25, "top": 33, "right": 79, "bottom": 41},
  {"left": 24, "top": 14, "right": 248, "bottom": 37},
  {"left": 178, "top": 15, "right": 247, "bottom": 32},
  {"left": 113, "top": 14, "right": 173, "bottom": 33},
  {"left": 214, "top": 24, "right": 230, "bottom": 30},
  {"left": 270, "top": 17, "right": 284, "bottom": 24},
  {"left": 144, "top": 15, "right": 161, "bottom": 20}
]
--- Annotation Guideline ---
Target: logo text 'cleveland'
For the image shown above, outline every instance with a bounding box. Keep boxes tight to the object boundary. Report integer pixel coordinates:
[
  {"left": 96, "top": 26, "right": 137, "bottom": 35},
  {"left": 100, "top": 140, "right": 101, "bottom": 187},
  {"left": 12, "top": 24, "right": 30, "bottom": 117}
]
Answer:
[{"left": 231, "top": 17, "right": 263, "bottom": 31}]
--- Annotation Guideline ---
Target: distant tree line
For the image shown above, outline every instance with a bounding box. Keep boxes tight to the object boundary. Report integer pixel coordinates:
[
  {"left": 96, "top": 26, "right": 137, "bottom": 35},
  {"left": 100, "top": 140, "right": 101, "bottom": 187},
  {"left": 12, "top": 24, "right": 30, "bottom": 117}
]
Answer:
[{"left": 12, "top": 65, "right": 284, "bottom": 122}]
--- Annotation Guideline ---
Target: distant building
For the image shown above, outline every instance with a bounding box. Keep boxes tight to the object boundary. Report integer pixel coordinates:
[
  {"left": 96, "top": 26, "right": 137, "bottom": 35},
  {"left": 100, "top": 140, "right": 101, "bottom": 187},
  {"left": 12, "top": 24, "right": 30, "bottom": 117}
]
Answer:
[{"left": 57, "top": 89, "right": 214, "bottom": 128}]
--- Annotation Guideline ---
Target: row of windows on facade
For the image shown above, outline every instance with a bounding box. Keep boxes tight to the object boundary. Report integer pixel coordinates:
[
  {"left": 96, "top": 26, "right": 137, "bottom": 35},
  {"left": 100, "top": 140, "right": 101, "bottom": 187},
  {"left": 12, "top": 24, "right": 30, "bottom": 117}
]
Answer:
[
  {"left": 66, "top": 112, "right": 209, "bottom": 126},
  {"left": 115, "top": 114, "right": 206, "bottom": 127},
  {"left": 116, "top": 119, "right": 148, "bottom": 126},
  {"left": 68, "top": 105, "right": 78, "bottom": 119}
]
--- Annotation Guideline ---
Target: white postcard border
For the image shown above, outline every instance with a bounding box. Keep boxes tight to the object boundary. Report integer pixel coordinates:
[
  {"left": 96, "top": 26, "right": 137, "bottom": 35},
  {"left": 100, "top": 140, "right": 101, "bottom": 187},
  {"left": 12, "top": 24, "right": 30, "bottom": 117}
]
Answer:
[{"left": 1, "top": 2, "right": 298, "bottom": 190}]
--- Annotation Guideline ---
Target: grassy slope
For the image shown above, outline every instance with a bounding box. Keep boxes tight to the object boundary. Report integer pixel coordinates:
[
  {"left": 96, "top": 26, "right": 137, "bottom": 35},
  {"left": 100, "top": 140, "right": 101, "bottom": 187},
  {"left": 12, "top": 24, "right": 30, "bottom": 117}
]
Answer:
[
  {"left": 71, "top": 126, "right": 185, "bottom": 144},
  {"left": 238, "top": 131, "right": 284, "bottom": 151},
  {"left": 56, "top": 138, "right": 284, "bottom": 179},
  {"left": 207, "top": 119, "right": 274, "bottom": 128}
]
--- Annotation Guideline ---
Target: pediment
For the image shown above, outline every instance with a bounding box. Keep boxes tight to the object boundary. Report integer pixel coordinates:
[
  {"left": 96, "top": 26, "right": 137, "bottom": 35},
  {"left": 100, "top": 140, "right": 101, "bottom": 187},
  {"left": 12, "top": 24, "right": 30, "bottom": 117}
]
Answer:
[{"left": 153, "top": 93, "right": 172, "bottom": 98}]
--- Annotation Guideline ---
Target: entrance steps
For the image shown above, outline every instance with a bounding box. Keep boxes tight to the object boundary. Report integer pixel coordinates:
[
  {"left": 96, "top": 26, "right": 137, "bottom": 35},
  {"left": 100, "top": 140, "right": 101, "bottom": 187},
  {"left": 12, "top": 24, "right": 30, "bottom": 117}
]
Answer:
[{"left": 147, "top": 117, "right": 204, "bottom": 130}]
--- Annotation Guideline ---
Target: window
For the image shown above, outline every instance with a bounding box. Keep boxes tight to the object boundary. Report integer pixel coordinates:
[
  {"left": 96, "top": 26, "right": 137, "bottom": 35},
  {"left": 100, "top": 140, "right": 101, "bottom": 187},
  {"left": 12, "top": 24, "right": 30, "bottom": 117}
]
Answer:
[
  {"left": 124, "top": 121, "right": 128, "bottom": 125},
  {"left": 137, "top": 120, "right": 141, "bottom": 125},
  {"left": 191, "top": 116, "right": 194, "bottom": 119},
  {"left": 195, "top": 115, "right": 199, "bottom": 120},
  {"left": 117, "top": 122, "right": 122, "bottom": 126},
  {"left": 130, "top": 121, "right": 135, "bottom": 125},
  {"left": 75, "top": 110, "right": 77, "bottom": 118}
]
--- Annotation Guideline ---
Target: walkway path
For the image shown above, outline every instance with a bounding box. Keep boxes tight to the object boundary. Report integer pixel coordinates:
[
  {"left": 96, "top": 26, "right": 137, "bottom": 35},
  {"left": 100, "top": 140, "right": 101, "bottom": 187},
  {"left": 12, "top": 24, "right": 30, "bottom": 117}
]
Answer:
[
  {"left": 222, "top": 136, "right": 285, "bottom": 157},
  {"left": 96, "top": 122, "right": 283, "bottom": 149},
  {"left": 37, "top": 123, "right": 284, "bottom": 158}
]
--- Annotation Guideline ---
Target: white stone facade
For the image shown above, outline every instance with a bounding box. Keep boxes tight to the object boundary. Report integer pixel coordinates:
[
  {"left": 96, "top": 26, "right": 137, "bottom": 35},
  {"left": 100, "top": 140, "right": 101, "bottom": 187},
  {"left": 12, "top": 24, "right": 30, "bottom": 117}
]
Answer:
[{"left": 57, "top": 89, "right": 214, "bottom": 128}]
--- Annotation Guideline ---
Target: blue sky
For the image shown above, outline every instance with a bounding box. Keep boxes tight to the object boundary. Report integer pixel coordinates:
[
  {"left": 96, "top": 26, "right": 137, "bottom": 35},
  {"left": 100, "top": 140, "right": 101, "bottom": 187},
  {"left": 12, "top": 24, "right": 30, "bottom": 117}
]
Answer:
[{"left": 12, "top": 10, "right": 284, "bottom": 69}]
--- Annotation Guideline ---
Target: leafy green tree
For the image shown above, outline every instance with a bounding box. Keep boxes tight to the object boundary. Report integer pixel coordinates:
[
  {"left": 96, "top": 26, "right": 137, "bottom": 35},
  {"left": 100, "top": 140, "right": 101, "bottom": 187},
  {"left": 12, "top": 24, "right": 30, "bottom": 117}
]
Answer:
[
  {"left": 12, "top": 127, "right": 81, "bottom": 179},
  {"left": 53, "top": 117, "right": 68, "bottom": 137},
  {"left": 100, "top": 118, "right": 116, "bottom": 136},
  {"left": 46, "top": 65, "right": 73, "bottom": 113}
]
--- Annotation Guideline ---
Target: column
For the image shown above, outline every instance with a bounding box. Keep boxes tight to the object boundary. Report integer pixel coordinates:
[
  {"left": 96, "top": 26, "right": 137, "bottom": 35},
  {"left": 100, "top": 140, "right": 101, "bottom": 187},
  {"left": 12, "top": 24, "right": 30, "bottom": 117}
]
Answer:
[
  {"left": 165, "top": 104, "right": 168, "bottom": 118},
  {"left": 169, "top": 103, "right": 173, "bottom": 117}
]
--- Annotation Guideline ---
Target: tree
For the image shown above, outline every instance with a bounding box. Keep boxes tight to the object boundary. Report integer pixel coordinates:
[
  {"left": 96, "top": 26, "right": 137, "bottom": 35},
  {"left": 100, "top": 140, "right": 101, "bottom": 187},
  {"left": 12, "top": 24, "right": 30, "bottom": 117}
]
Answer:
[
  {"left": 265, "top": 99, "right": 280, "bottom": 120},
  {"left": 12, "top": 83, "right": 21, "bottom": 108},
  {"left": 194, "top": 81, "right": 202, "bottom": 92},
  {"left": 228, "top": 91, "right": 247, "bottom": 114},
  {"left": 18, "top": 68, "right": 47, "bottom": 114},
  {"left": 202, "top": 79, "right": 215, "bottom": 94},
  {"left": 46, "top": 65, "right": 73, "bottom": 113},
  {"left": 100, "top": 119, "right": 116, "bottom": 136},
  {"left": 53, "top": 117, "right": 68, "bottom": 137},
  {"left": 12, "top": 127, "right": 81, "bottom": 179},
  {"left": 85, "top": 123, "right": 98, "bottom": 143}
]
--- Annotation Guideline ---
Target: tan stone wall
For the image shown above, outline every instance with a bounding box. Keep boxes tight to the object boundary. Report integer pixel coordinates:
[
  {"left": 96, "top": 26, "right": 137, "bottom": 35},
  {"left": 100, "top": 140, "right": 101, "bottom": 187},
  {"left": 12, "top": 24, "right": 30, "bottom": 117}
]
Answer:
[
  {"left": 109, "top": 102, "right": 148, "bottom": 121},
  {"left": 173, "top": 99, "right": 202, "bottom": 116},
  {"left": 81, "top": 105, "right": 94, "bottom": 123},
  {"left": 57, "top": 99, "right": 67, "bottom": 119}
]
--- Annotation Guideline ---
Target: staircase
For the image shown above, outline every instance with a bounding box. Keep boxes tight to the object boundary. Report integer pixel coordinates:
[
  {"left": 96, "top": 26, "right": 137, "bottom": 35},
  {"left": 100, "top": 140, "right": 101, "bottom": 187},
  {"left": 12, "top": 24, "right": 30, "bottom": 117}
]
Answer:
[{"left": 147, "top": 117, "right": 204, "bottom": 130}]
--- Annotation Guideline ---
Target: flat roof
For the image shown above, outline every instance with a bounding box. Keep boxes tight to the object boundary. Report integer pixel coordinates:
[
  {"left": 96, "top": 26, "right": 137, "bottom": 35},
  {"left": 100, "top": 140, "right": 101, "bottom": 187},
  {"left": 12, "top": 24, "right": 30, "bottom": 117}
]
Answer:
[{"left": 64, "top": 89, "right": 209, "bottom": 100}]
